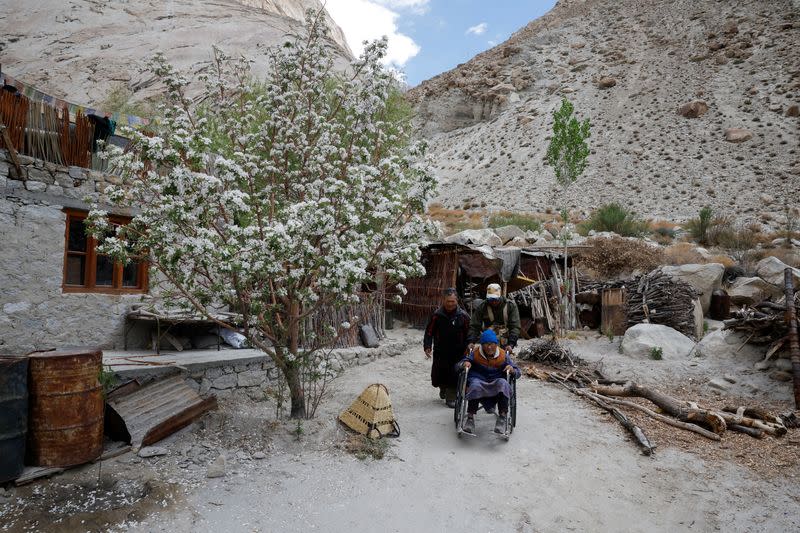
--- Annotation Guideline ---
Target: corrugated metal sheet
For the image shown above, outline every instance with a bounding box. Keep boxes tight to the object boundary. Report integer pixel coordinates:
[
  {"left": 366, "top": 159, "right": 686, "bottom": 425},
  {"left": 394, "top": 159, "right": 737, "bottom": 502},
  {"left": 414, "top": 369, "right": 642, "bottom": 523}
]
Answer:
[{"left": 106, "top": 375, "right": 217, "bottom": 451}]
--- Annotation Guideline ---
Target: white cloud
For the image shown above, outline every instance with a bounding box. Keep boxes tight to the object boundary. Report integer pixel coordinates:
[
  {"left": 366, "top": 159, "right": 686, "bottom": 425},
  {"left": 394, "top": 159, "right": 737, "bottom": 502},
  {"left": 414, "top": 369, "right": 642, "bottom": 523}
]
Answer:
[
  {"left": 466, "top": 22, "right": 488, "bottom": 36},
  {"left": 375, "top": 0, "right": 430, "bottom": 14},
  {"left": 325, "top": 0, "right": 422, "bottom": 67}
]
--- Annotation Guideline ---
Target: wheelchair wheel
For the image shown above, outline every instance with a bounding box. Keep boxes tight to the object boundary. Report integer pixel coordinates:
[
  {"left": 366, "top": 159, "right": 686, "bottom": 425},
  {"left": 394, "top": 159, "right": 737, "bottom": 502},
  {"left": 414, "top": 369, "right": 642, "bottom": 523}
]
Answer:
[
  {"left": 454, "top": 368, "right": 468, "bottom": 431},
  {"left": 509, "top": 376, "right": 517, "bottom": 432}
]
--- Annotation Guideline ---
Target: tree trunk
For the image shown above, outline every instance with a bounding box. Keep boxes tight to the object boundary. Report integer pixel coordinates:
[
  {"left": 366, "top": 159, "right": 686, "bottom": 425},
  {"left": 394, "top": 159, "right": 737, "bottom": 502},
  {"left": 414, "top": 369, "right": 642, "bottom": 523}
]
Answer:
[
  {"left": 285, "top": 300, "right": 306, "bottom": 419},
  {"left": 283, "top": 362, "right": 306, "bottom": 419}
]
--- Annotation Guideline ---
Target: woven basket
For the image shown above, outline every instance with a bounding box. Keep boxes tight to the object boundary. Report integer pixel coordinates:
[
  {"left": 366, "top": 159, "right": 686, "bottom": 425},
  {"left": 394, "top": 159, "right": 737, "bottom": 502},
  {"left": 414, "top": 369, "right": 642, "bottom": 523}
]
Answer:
[{"left": 339, "top": 383, "right": 400, "bottom": 440}]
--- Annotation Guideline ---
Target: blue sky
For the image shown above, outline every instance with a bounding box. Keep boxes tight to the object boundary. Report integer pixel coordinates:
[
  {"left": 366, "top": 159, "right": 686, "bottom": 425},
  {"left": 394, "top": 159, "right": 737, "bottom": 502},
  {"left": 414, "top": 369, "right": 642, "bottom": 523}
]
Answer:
[{"left": 325, "top": 1, "right": 558, "bottom": 86}]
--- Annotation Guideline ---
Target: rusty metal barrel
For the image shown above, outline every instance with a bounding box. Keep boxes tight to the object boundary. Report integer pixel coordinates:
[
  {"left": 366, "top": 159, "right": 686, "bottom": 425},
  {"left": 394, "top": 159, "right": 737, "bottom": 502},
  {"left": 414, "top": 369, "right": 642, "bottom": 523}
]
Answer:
[
  {"left": 27, "top": 348, "right": 104, "bottom": 467},
  {"left": 0, "top": 356, "right": 29, "bottom": 482}
]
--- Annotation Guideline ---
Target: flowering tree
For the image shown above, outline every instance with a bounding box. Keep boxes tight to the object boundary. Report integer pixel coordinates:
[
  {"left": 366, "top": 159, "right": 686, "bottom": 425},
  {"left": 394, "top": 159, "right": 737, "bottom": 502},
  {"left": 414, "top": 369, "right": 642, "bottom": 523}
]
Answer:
[{"left": 89, "top": 12, "right": 436, "bottom": 418}]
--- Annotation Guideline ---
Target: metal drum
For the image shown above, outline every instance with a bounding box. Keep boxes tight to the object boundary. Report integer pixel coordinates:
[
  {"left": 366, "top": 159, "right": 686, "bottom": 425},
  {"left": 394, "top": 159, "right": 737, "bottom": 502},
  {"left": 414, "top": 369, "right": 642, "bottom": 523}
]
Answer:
[
  {"left": 0, "top": 356, "right": 28, "bottom": 482},
  {"left": 27, "top": 349, "right": 104, "bottom": 467},
  {"left": 709, "top": 289, "right": 731, "bottom": 320}
]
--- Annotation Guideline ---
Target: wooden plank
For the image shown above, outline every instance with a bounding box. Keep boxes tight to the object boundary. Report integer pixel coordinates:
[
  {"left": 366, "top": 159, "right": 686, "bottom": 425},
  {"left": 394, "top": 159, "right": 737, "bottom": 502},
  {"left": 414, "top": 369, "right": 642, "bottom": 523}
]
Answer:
[
  {"left": 15, "top": 466, "right": 64, "bottom": 486},
  {"left": 602, "top": 287, "right": 627, "bottom": 336}
]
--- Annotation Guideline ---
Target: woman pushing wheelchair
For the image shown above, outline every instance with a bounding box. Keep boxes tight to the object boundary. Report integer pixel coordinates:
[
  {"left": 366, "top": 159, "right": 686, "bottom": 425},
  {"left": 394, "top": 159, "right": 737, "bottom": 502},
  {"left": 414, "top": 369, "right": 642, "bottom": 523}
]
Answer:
[{"left": 456, "top": 329, "right": 520, "bottom": 437}]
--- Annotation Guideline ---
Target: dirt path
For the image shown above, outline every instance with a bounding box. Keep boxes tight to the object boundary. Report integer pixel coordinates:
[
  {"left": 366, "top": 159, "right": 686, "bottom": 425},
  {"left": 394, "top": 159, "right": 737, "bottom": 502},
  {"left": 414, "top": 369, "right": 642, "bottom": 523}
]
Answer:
[{"left": 122, "top": 338, "right": 800, "bottom": 533}]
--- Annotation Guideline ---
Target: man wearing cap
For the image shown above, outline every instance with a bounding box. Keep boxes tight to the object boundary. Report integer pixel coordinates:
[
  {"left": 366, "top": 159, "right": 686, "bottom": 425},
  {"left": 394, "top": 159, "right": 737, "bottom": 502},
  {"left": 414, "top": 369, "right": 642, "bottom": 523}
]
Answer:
[
  {"left": 458, "top": 329, "right": 521, "bottom": 434},
  {"left": 424, "top": 288, "right": 471, "bottom": 408},
  {"left": 468, "top": 283, "right": 521, "bottom": 353}
]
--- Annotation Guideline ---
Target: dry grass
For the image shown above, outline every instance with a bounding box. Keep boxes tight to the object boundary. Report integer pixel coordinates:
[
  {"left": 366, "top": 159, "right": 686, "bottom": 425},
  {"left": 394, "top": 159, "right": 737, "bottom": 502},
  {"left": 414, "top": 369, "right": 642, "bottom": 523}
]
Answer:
[
  {"left": 576, "top": 236, "right": 665, "bottom": 278},
  {"left": 751, "top": 248, "right": 800, "bottom": 268},
  {"left": 664, "top": 242, "right": 706, "bottom": 265},
  {"left": 427, "top": 203, "right": 485, "bottom": 234},
  {"left": 488, "top": 210, "right": 544, "bottom": 232},
  {"left": 342, "top": 434, "right": 390, "bottom": 460},
  {"left": 707, "top": 254, "right": 736, "bottom": 268}
]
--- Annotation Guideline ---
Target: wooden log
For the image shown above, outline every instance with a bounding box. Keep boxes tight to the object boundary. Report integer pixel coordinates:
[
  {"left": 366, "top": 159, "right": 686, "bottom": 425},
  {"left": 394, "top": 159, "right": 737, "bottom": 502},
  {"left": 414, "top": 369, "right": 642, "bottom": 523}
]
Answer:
[
  {"left": 592, "top": 382, "right": 788, "bottom": 437},
  {"left": 721, "top": 406, "right": 781, "bottom": 424},
  {"left": 784, "top": 268, "right": 800, "bottom": 408},
  {"left": 585, "top": 391, "right": 721, "bottom": 441},
  {"left": 716, "top": 411, "right": 786, "bottom": 437},
  {"left": 573, "top": 388, "right": 655, "bottom": 455},
  {"left": 591, "top": 382, "right": 727, "bottom": 434},
  {"left": 729, "top": 424, "right": 764, "bottom": 438}
]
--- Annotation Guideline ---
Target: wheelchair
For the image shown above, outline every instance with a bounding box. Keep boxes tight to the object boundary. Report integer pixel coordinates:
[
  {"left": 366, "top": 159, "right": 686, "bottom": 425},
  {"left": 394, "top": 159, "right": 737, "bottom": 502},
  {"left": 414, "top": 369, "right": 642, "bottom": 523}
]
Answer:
[{"left": 454, "top": 366, "right": 517, "bottom": 440}]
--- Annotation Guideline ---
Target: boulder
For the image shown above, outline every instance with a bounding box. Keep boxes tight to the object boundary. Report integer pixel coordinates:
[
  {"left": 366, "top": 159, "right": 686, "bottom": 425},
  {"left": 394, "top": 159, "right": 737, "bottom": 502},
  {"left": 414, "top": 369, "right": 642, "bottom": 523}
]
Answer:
[
  {"left": 696, "top": 329, "right": 761, "bottom": 359},
  {"left": 445, "top": 228, "right": 502, "bottom": 247},
  {"left": 207, "top": 455, "right": 226, "bottom": 478},
  {"left": 786, "top": 105, "right": 800, "bottom": 118},
  {"left": 493, "top": 225, "right": 527, "bottom": 244},
  {"left": 598, "top": 76, "right": 617, "bottom": 88},
  {"left": 722, "top": 20, "right": 738, "bottom": 35},
  {"left": 621, "top": 324, "right": 696, "bottom": 359},
  {"left": 487, "top": 83, "right": 516, "bottom": 96},
  {"left": 661, "top": 263, "right": 725, "bottom": 314},
  {"left": 507, "top": 236, "right": 529, "bottom": 247},
  {"left": 728, "top": 276, "right": 782, "bottom": 305},
  {"left": 754, "top": 256, "right": 800, "bottom": 287},
  {"left": 677, "top": 100, "right": 709, "bottom": 118},
  {"left": 724, "top": 128, "right": 752, "bottom": 143},
  {"left": 707, "top": 378, "right": 731, "bottom": 392},
  {"left": 138, "top": 446, "right": 168, "bottom": 458}
]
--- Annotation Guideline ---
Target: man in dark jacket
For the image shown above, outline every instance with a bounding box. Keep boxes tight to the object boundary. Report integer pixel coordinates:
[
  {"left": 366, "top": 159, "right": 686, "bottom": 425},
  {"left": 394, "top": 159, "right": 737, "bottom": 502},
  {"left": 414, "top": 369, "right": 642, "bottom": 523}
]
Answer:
[
  {"left": 424, "top": 288, "right": 470, "bottom": 407},
  {"left": 467, "top": 283, "right": 521, "bottom": 353}
]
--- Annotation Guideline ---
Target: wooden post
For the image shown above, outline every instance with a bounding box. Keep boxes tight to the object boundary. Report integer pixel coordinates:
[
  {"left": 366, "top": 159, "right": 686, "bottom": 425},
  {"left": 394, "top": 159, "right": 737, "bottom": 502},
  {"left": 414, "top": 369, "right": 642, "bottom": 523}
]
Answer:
[
  {"left": 784, "top": 268, "right": 800, "bottom": 408},
  {"left": 601, "top": 287, "right": 627, "bottom": 336},
  {"left": 0, "top": 123, "right": 24, "bottom": 180}
]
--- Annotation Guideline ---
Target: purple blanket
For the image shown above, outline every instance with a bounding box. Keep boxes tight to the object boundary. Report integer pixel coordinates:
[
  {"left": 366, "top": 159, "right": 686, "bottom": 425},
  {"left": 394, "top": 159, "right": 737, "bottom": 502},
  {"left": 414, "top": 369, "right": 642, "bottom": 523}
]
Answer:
[{"left": 465, "top": 377, "right": 512, "bottom": 401}]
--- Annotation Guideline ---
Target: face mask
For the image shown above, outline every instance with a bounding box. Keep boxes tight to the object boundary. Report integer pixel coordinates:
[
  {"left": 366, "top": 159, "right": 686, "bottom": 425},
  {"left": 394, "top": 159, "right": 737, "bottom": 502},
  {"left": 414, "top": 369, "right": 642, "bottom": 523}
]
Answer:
[{"left": 481, "top": 345, "right": 499, "bottom": 358}]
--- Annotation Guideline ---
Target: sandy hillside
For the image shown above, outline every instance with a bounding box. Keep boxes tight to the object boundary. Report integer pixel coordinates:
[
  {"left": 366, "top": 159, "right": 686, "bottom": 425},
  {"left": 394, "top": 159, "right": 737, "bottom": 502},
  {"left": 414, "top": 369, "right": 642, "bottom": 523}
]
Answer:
[
  {"left": 409, "top": 0, "right": 800, "bottom": 223},
  {"left": 0, "top": 0, "right": 351, "bottom": 106}
]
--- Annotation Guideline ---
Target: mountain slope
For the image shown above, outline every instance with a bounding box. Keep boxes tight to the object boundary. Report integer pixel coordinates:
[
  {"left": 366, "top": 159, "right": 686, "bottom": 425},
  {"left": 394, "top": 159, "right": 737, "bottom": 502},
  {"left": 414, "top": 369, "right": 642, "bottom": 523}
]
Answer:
[
  {"left": 409, "top": 0, "right": 800, "bottom": 223},
  {"left": 0, "top": 0, "right": 351, "bottom": 106}
]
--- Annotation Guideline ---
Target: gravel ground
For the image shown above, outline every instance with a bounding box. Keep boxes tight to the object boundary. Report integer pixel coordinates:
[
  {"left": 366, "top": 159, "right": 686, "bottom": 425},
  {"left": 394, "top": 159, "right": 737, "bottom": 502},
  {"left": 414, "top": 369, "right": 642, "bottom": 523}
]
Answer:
[{"left": 2, "top": 330, "right": 799, "bottom": 532}]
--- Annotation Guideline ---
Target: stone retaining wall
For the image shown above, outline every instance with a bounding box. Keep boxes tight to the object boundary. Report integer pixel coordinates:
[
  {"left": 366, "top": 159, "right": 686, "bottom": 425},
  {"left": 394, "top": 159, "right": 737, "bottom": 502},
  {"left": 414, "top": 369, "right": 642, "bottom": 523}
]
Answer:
[{"left": 185, "top": 340, "right": 412, "bottom": 400}]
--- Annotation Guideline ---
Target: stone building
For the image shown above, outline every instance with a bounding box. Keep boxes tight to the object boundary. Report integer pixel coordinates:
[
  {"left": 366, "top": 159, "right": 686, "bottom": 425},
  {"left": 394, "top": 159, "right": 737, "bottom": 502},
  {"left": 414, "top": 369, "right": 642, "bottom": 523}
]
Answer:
[{"left": 0, "top": 149, "right": 149, "bottom": 355}]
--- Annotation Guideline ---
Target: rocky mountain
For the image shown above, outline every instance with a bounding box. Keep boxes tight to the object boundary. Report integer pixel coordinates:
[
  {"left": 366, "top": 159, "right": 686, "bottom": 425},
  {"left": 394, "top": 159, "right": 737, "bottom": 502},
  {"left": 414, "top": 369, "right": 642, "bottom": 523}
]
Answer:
[
  {"left": 0, "top": 0, "right": 351, "bottom": 106},
  {"left": 409, "top": 0, "right": 800, "bottom": 223}
]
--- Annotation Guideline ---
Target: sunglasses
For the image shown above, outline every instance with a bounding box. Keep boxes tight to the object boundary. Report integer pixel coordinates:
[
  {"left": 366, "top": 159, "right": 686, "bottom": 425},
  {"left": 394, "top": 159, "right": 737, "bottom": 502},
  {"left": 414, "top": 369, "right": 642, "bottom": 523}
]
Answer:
[{"left": 442, "top": 287, "right": 457, "bottom": 296}]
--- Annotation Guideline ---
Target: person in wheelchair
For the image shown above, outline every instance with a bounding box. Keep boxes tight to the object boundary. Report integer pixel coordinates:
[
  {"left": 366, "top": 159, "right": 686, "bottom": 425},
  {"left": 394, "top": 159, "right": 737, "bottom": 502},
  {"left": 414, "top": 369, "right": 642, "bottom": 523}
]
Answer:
[{"left": 457, "top": 329, "right": 520, "bottom": 435}]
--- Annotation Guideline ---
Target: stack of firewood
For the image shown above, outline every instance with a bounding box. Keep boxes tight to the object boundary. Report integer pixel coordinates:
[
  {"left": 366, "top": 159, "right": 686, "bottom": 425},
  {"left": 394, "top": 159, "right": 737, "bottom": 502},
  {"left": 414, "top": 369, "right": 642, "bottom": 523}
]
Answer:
[
  {"left": 578, "top": 269, "right": 699, "bottom": 338},
  {"left": 724, "top": 295, "right": 799, "bottom": 355},
  {"left": 626, "top": 268, "right": 699, "bottom": 338},
  {"left": 516, "top": 338, "right": 580, "bottom": 366}
]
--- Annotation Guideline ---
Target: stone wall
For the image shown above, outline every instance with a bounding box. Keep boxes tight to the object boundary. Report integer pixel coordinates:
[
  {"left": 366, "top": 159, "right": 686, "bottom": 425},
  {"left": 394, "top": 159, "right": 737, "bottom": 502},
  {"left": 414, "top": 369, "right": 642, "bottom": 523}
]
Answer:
[
  {"left": 184, "top": 341, "right": 411, "bottom": 401},
  {"left": 0, "top": 149, "right": 147, "bottom": 354}
]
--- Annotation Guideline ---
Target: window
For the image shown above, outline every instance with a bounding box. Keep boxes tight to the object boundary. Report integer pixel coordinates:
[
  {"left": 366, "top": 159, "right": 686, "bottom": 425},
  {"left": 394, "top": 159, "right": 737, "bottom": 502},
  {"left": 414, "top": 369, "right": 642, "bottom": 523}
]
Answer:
[{"left": 62, "top": 209, "right": 148, "bottom": 294}]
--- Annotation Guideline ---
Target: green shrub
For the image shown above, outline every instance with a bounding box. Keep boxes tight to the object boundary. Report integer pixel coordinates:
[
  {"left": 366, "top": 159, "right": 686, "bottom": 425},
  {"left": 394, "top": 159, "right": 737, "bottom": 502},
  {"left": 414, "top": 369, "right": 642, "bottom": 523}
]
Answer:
[
  {"left": 578, "top": 203, "right": 649, "bottom": 237},
  {"left": 649, "top": 347, "right": 663, "bottom": 360},
  {"left": 488, "top": 212, "right": 542, "bottom": 232},
  {"left": 685, "top": 206, "right": 714, "bottom": 244}
]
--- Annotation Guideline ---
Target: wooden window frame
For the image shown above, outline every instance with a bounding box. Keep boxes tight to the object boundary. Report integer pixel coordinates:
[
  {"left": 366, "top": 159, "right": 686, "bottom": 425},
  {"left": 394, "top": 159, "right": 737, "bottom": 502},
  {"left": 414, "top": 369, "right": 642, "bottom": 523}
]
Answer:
[{"left": 62, "top": 209, "right": 149, "bottom": 294}]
